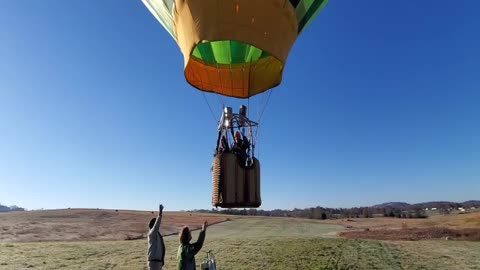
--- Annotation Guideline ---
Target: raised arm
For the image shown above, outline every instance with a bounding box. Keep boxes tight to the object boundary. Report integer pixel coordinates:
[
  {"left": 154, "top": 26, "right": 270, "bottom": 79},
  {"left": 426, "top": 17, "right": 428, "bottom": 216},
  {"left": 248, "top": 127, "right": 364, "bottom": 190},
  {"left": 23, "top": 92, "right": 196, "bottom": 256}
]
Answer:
[
  {"left": 190, "top": 221, "right": 208, "bottom": 255},
  {"left": 152, "top": 204, "right": 164, "bottom": 233}
]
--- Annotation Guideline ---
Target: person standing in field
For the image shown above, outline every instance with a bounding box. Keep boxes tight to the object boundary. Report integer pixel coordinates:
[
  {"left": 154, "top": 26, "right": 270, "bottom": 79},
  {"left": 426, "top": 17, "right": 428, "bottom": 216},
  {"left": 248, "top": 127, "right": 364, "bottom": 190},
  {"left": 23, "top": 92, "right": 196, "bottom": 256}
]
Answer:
[
  {"left": 177, "top": 221, "right": 208, "bottom": 270},
  {"left": 147, "top": 204, "right": 166, "bottom": 270}
]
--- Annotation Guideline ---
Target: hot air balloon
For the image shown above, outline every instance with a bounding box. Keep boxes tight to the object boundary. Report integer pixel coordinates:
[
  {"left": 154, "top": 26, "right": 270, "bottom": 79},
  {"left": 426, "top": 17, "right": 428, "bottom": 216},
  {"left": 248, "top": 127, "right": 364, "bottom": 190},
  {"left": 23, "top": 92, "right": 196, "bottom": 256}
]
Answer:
[{"left": 142, "top": 0, "right": 329, "bottom": 208}]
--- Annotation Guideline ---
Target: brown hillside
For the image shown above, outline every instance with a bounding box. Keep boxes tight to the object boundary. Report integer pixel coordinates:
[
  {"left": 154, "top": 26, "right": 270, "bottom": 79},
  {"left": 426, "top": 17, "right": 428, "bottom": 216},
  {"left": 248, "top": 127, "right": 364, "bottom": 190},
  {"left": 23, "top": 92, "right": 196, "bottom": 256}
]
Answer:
[
  {"left": 324, "top": 212, "right": 480, "bottom": 231},
  {"left": 0, "top": 209, "right": 230, "bottom": 242},
  {"left": 329, "top": 212, "right": 480, "bottom": 241}
]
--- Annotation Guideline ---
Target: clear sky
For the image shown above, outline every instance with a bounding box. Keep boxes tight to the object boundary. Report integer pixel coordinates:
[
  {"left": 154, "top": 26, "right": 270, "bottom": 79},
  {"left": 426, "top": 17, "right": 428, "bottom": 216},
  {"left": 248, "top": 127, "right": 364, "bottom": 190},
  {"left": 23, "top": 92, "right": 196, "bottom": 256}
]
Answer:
[{"left": 1, "top": 1, "right": 479, "bottom": 211}]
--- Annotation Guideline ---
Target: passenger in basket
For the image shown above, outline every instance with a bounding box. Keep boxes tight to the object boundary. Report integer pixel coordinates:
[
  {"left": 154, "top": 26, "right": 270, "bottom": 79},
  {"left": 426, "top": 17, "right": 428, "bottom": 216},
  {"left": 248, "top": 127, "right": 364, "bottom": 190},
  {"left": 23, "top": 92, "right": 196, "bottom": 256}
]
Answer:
[
  {"left": 231, "top": 131, "right": 249, "bottom": 164},
  {"left": 219, "top": 135, "right": 229, "bottom": 153}
]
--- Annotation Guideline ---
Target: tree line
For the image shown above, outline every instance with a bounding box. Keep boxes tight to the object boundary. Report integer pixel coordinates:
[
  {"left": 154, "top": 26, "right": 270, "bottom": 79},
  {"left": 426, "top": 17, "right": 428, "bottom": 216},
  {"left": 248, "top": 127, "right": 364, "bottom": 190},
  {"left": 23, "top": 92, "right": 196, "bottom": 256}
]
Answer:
[{"left": 193, "top": 206, "right": 429, "bottom": 219}]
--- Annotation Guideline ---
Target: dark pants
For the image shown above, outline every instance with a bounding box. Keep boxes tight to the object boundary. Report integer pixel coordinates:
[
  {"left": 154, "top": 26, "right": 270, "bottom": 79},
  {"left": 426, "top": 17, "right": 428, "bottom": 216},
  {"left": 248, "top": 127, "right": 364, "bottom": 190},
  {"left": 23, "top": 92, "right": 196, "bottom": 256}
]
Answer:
[{"left": 148, "top": 261, "right": 163, "bottom": 270}]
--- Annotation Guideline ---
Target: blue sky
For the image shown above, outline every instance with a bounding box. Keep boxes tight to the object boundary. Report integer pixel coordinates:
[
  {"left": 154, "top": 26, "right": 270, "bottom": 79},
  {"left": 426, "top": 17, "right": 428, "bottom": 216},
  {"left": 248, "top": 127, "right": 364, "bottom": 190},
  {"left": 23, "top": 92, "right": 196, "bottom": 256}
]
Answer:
[{"left": 0, "top": 1, "right": 479, "bottom": 211}]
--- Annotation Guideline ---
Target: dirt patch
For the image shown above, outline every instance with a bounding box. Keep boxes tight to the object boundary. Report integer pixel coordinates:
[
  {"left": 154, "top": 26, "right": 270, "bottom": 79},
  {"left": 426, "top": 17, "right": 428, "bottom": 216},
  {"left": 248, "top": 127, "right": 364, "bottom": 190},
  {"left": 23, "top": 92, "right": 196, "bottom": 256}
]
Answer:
[
  {"left": 321, "top": 212, "right": 480, "bottom": 232},
  {"left": 339, "top": 227, "right": 480, "bottom": 241}
]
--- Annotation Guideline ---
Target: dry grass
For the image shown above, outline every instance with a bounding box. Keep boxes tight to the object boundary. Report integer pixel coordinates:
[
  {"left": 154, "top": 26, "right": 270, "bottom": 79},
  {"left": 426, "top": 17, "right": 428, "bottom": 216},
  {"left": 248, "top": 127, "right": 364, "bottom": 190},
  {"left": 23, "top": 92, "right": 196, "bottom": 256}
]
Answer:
[
  {"left": 323, "top": 212, "right": 480, "bottom": 231},
  {"left": 0, "top": 209, "right": 229, "bottom": 242},
  {"left": 330, "top": 212, "right": 480, "bottom": 242}
]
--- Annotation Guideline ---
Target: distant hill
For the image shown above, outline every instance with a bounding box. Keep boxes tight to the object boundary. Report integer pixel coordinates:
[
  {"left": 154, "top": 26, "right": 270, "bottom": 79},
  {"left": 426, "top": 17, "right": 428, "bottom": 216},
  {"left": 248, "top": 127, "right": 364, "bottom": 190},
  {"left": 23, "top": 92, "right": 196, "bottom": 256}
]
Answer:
[
  {"left": 0, "top": 204, "right": 25, "bottom": 212},
  {"left": 372, "top": 202, "right": 411, "bottom": 209},
  {"left": 462, "top": 200, "right": 480, "bottom": 208},
  {"left": 373, "top": 201, "right": 480, "bottom": 210}
]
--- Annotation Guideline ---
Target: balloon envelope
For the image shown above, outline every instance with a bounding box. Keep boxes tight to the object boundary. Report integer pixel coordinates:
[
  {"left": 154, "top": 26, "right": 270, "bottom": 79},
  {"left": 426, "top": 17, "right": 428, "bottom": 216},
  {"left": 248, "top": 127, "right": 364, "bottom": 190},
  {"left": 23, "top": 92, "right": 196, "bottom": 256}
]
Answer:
[{"left": 142, "top": 0, "right": 329, "bottom": 98}]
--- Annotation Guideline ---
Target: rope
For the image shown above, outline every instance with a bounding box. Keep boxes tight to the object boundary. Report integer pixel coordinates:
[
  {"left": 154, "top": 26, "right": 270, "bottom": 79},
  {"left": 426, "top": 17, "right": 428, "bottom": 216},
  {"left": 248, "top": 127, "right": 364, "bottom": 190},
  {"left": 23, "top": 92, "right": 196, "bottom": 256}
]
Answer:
[
  {"left": 257, "top": 89, "right": 273, "bottom": 124},
  {"left": 216, "top": 93, "right": 224, "bottom": 111},
  {"left": 248, "top": 97, "right": 250, "bottom": 119},
  {"left": 201, "top": 91, "right": 218, "bottom": 124},
  {"left": 254, "top": 89, "right": 274, "bottom": 157}
]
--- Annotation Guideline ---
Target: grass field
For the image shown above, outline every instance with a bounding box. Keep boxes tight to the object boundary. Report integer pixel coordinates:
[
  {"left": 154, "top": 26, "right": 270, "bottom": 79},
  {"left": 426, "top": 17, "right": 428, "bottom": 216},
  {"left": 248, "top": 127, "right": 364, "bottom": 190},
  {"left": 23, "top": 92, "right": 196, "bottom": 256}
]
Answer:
[{"left": 1, "top": 214, "right": 479, "bottom": 270}]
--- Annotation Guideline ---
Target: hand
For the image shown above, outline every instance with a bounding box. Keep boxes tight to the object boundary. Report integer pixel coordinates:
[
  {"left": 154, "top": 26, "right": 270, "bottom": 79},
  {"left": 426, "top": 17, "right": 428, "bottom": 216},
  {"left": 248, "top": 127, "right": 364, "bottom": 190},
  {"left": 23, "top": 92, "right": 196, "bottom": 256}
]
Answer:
[
  {"left": 159, "top": 204, "right": 164, "bottom": 215},
  {"left": 202, "top": 221, "right": 208, "bottom": 231}
]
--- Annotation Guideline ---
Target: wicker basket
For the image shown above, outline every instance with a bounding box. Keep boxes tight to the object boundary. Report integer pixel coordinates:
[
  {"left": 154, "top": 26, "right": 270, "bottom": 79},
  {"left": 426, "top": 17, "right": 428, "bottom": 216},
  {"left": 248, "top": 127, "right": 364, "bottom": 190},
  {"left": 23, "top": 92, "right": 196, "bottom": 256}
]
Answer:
[{"left": 212, "top": 153, "right": 261, "bottom": 208}]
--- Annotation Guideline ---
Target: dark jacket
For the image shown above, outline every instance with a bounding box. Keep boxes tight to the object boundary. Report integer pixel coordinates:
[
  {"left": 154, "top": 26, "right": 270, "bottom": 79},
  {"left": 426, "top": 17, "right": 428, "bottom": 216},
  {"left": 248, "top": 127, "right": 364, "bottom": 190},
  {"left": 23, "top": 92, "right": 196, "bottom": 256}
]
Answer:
[{"left": 231, "top": 138, "right": 249, "bottom": 163}]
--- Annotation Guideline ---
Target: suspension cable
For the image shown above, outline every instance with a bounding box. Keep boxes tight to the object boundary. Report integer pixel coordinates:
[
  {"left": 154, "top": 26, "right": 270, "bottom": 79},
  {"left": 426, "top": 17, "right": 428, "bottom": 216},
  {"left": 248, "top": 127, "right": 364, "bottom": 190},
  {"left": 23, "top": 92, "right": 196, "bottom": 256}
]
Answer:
[
  {"left": 257, "top": 89, "right": 273, "bottom": 124},
  {"left": 201, "top": 91, "right": 219, "bottom": 124},
  {"left": 247, "top": 97, "right": 250, "bottom": 119},
  {"left": 254, "top": 89, "right": 274, "bottom": 148}
]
